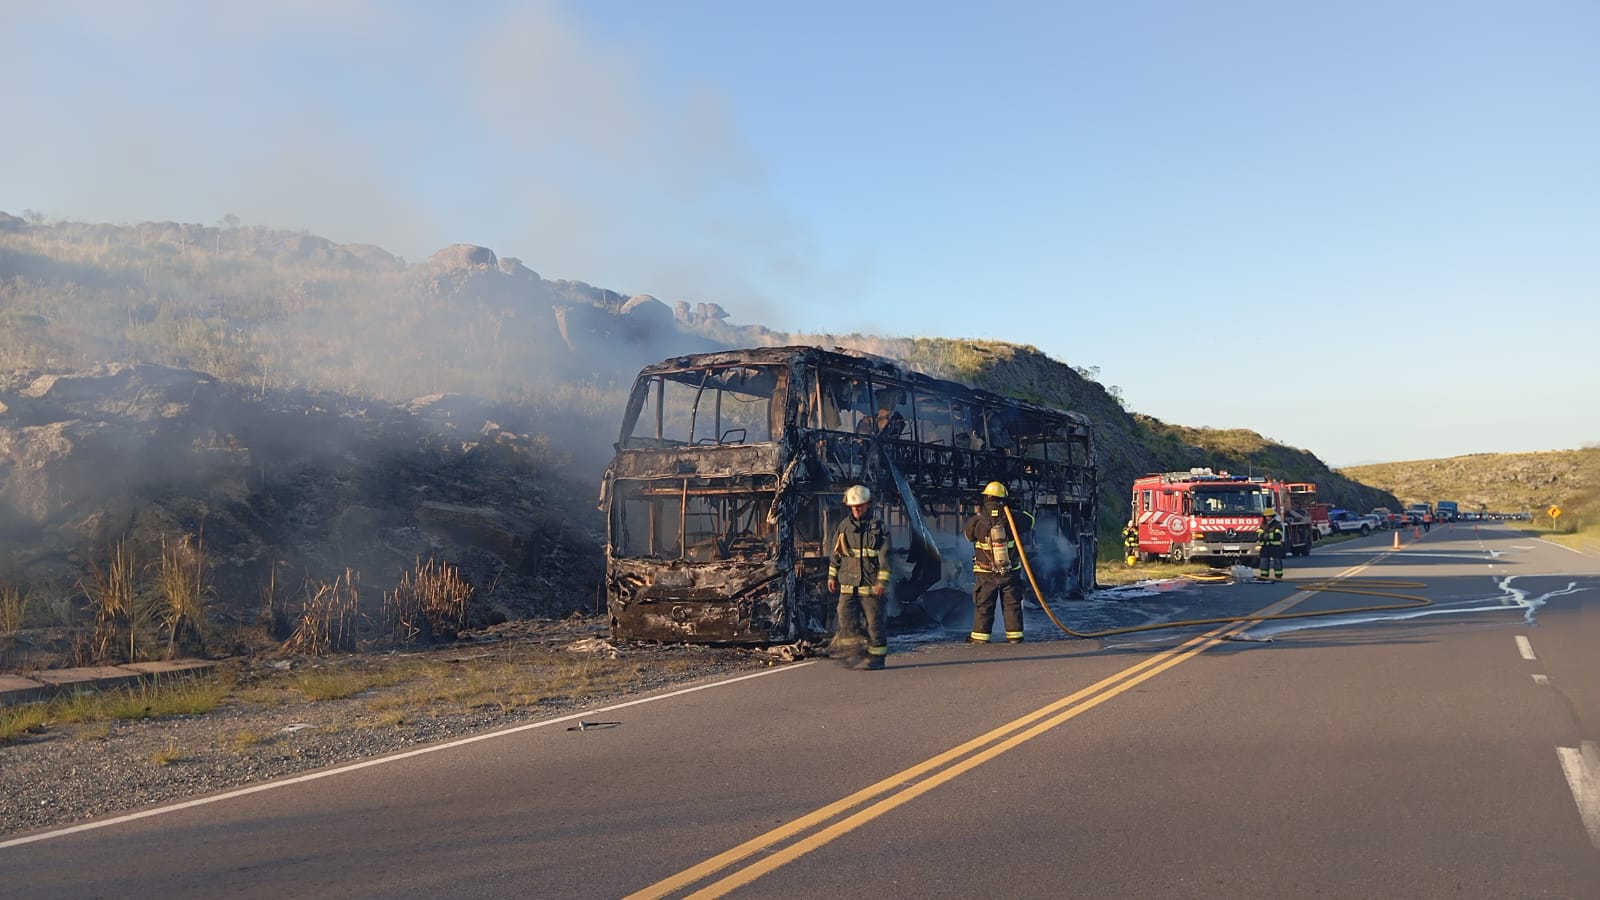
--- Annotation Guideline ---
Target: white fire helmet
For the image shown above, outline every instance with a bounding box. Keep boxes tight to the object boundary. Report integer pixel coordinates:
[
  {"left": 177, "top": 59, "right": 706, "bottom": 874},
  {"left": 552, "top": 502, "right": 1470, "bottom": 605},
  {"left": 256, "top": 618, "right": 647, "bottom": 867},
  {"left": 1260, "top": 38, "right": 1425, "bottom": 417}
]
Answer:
[{"left": 844, "top": 485, "right": 872, "bottom": 506}]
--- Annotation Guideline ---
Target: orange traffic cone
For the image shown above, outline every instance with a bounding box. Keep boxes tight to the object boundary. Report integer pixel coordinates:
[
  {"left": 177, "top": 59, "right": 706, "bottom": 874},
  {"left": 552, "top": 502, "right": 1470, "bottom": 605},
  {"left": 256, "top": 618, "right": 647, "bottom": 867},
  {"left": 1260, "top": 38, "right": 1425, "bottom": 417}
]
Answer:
[
  {"left": 1413, "top": 526, "right": 1421, "bottom": 539},
  {"left": 1392, "top": 530, "right": 1401, "bottom": 549}
]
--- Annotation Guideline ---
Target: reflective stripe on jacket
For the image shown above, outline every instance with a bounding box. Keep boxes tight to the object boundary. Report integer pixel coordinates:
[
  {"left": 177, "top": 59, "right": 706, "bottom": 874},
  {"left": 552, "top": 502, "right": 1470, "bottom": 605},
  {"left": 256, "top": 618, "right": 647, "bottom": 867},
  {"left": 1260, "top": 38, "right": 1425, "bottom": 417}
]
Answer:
[{"left": 828, "top": 515, "right": 891, "bottom": 587}]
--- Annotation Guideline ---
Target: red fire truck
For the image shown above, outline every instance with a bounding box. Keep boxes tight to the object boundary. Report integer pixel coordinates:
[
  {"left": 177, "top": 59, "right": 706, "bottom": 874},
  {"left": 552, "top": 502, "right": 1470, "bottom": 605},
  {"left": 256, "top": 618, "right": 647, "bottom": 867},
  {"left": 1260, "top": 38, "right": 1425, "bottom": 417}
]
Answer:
[
  {"left": 1130, "top": 469, "right": 1318, "bottom": 565},
  {"left": 1285, "top": 482, "right": 1332, "bottom": 536}
]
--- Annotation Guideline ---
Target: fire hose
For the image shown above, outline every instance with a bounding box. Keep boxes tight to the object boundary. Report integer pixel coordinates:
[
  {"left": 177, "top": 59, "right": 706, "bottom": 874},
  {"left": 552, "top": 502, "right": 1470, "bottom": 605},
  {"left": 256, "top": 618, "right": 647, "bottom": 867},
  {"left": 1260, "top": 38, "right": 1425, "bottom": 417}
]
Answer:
[{"left": 1001, "top": 506, "right": 1431, "bottom": 639}]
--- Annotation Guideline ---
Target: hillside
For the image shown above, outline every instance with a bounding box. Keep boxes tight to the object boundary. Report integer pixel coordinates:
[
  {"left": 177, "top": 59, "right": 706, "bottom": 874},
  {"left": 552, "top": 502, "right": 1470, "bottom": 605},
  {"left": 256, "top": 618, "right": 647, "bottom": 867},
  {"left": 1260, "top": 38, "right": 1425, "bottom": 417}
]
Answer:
[{"left": 1341, "top": 449, "right": 1600, "bottom": 525}]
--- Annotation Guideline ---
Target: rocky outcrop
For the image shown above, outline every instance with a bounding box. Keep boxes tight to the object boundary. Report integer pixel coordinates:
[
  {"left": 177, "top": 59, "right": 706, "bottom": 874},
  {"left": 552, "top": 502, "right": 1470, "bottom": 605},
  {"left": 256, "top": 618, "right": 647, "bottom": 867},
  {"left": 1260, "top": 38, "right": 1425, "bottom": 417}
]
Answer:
[
  {"left": 619, "top": 294, "right": 675, "bottom": 339},
  {"left": 428, "top": 243, "right": 499, "bottom": 270},
  {"left": 497, "top": 256, "right": 538, "bottom": 279}
]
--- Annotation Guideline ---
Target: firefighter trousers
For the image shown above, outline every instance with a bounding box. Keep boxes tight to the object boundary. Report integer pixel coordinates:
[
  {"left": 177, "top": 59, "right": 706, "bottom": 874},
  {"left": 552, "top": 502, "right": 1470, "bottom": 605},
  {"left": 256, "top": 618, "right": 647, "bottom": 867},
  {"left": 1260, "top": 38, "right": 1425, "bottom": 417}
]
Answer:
[
  {"left": 1258, "top": 547, "right": 1285, "bottom": 579},
  {"left": 971, "top": 572, "right": 1024, "bottom": 642},
  {"left": 835, "top": 587, "right": 888, "bottom": 657}
]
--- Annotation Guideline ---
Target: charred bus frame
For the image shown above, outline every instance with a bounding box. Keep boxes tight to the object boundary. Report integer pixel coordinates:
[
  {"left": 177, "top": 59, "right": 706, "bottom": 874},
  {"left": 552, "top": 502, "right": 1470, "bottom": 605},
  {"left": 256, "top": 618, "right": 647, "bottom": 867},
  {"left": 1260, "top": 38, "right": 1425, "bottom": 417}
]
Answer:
[{"left": 599, "top": 346, "right": 1097, "bottom": 643}]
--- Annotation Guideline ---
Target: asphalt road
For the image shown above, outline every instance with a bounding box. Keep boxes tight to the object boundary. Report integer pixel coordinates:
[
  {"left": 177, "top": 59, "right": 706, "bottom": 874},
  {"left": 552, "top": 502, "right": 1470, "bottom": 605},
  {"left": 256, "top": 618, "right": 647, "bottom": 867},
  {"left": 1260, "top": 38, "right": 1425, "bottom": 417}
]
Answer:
[{"left": 5, "top": 522, "right": 1598, "bottom": 898}]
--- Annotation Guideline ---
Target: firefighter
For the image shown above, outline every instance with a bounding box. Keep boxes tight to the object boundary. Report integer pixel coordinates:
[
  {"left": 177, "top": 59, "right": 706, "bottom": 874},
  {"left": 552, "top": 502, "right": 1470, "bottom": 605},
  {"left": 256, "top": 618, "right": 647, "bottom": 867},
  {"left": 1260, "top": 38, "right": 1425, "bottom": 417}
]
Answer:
[
  {"left": 1122, "top": 519, "right": 1140, "bottom": 566},
  {"left": 965, "top": 481, "right": 1033, "bottom": 644},
  {"left": 827, "top": 484, "right": 891, "bottom": 669},
  {"left": 1256, "top": 508, "right": 1286, "bottom": 581}
]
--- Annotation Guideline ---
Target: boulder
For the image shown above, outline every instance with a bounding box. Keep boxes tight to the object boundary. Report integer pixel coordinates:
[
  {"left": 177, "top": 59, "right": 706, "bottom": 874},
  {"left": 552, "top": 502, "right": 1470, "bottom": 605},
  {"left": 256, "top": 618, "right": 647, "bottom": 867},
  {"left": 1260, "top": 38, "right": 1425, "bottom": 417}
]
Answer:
[
  {"left": 618, "top": 294, "right": 675, "bottom": 340},
  {"left": 428, "top": 243, "right": 499, "bottom": 270}
]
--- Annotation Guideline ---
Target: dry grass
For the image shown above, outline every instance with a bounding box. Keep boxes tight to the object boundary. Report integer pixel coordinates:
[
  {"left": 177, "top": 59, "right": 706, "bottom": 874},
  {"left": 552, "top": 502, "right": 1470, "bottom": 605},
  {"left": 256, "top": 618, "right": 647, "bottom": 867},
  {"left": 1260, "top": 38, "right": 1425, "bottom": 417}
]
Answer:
[
  {"left": 0, "top": 675, "right": 233, "bottom": 745},
  {"left": 359, "top": 708, "right": 409, "bottom": 729},
  {"left": 287, "top": 666, "right": 413, "bottom": 701},
  {"left": 68, "top": 678, "right": 229, "bottom": 723},
  {"left": 0, "top": 703, "right": 50, "bottom": 742},
  {"left": 151, "top": 742, "right": 185, "bottom": 766},
  {"left": 356, "top": 652, "right": 661, "bottom": 719},
  {"left": 81, "top": 538, "right": 140, "bottom": 663},
  {"left": 1095, "top": 558, "right": 1217, "bottom": 587},
  {"left": 282, "top": 569, "right": 360, "bottom": 656},
  {"left": 72, "top": 721, "right": 113, "bottom": 741},
  {"left": 150, "top": 532, "right": 213, "bottom": 659},
  {"left": 226, "top": 729, "right": 270, "bottom": 753},
  {"left": 0, "top": 582, "right": 27, "bottom": 634},
  {"left": 382, "top": 558, "right": 475, "bottom": 644}
]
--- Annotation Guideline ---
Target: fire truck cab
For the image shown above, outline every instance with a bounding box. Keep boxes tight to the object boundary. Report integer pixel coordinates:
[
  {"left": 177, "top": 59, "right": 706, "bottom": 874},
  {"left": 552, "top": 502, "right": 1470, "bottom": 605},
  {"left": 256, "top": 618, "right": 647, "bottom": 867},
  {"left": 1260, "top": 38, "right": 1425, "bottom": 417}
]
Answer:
[{"left": 1130, "top": 469, "right": 1317, "bottom": 566}]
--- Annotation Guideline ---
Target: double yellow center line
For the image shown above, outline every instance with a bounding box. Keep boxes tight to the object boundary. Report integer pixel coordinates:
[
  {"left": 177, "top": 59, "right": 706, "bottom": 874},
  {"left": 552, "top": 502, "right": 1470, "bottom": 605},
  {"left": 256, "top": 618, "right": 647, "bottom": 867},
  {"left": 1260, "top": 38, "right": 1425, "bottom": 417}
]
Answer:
[{"left": 629, "top": 593, "right": 1308, "bottom": 899}]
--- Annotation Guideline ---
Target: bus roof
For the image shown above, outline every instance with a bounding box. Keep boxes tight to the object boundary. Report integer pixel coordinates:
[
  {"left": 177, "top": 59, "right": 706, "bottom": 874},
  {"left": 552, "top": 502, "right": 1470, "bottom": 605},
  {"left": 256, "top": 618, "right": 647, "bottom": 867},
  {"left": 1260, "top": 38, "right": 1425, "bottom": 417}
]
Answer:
[{"left": 634, "top": 345, "right": 1093, "bottom": 428}]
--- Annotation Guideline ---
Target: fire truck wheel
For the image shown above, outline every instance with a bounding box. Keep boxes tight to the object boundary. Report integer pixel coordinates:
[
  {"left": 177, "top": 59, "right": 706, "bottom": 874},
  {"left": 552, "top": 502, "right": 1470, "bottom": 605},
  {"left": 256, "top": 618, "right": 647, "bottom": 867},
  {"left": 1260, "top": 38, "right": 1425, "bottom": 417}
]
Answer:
[{"left": 1167, "top": 547, "right": 1187, "bottom": 564}]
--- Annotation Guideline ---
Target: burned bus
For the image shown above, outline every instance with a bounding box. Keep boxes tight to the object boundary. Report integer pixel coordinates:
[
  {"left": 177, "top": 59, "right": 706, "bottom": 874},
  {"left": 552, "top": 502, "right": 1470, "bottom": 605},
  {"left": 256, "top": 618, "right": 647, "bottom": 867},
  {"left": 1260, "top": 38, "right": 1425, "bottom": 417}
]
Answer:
[{"left": 598, "top": 346, "right": 1098, "bottom": 643}]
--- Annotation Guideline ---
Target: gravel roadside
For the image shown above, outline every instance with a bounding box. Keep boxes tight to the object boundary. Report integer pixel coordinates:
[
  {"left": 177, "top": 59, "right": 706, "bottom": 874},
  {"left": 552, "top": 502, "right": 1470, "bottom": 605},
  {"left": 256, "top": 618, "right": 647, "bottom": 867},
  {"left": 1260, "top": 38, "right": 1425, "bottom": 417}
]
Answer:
[{"left": 1, "top": 622, "right": 788, "bottom": 839}]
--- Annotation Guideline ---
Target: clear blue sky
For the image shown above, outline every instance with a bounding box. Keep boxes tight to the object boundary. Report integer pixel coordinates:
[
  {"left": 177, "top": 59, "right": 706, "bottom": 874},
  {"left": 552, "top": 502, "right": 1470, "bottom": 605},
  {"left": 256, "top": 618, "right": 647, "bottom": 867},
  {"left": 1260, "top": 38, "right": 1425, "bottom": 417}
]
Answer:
[{"left": 3, "top": 0, "right": 1595, "bottom": 467}]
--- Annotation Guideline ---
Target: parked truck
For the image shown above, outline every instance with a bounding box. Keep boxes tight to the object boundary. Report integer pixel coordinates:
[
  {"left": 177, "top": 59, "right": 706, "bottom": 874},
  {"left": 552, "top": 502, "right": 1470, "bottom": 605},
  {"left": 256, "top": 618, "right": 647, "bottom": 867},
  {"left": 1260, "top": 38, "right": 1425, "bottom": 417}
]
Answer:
[
  {"left": 1130, "top": 469, "right": 1317, "bottom": 566},
  {"left": 1435, "top": 501, "right": 1459, "bottom": 522}
]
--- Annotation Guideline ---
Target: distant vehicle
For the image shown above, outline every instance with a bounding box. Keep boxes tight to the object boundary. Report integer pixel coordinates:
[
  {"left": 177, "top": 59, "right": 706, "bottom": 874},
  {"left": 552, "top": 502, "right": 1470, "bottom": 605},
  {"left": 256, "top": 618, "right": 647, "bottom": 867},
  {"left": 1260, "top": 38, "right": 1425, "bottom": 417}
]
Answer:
[
  {"left": 1435, "top": 501, "right": 1459, "bottom": 521},
  {"left": 1328, "top": 510, "right": 1377, "bottom": 536},
  {"left": 1368, "top": 508, "right": 1399, "bottom": 529},
  {"left": 1406, "top": 502, "right": 1433, "bottom": 521}
]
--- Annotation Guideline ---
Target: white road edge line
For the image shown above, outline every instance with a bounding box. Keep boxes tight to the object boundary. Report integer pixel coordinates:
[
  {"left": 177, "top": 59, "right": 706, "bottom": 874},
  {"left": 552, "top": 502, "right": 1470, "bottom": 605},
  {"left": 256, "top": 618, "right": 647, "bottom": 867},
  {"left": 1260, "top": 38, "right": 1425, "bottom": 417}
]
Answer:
[
  {"left": 1556, "top": 742, "right": 1600, "bottom": 850},
  {"left": 1538, "top": 539, "right": 1586, "bottom": 556},
  {"left": 0, "top": 661, "right": 816, "bottom": 850},
  {"left": 1515, "top": 635, "right": 1536, "bottom": 660}
]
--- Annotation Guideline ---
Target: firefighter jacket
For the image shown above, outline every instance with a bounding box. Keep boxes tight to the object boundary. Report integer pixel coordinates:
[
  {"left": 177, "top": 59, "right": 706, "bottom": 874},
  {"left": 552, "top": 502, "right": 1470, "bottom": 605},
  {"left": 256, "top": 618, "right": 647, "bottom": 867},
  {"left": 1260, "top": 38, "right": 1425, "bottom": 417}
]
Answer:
[
  {"left": 1256, "top": 518, "right": 1285, "bottom": 549},
  {"left": 829, "top": 514, "right": 891, "bottom": 591},
  {"left": 965, "top": 500, "right": 1033, "bottom": 575},
  {"left": 1122, "top": 525, "right": 1139, "bottom": 548}
]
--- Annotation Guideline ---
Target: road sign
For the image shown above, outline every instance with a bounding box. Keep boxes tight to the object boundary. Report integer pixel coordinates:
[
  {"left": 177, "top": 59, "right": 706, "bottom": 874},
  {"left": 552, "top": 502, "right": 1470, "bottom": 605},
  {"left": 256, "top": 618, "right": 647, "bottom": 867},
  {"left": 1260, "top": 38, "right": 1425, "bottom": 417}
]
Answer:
[{"left": 1548, "top": 505, "right": 1562, "bottom": 519}]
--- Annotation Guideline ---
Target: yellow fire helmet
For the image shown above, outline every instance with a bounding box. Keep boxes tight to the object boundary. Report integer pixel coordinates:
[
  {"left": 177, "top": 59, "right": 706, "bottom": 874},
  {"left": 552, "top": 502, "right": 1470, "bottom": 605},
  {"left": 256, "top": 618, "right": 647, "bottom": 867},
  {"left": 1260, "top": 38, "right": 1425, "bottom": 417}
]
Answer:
[
  {"left": 844, "top": 484, "right": 872, "bottom": 506},
  {"left": 982, "top": 481, "right": 1008, "bottom": 498},
  {"left": 1263, "top": 508, "right": 1276, "bottom": 517}
]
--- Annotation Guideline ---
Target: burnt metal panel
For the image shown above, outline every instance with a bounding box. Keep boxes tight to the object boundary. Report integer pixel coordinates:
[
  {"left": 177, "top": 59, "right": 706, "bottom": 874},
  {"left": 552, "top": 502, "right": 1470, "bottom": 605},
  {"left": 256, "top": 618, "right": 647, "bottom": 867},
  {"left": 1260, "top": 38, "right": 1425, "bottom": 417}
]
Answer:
[
  {"left": 608, "top": 444, "right": 781, "bottom": 480},
  {"left": 607, "top": 557, "right": 792, "bottom": 643}
]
